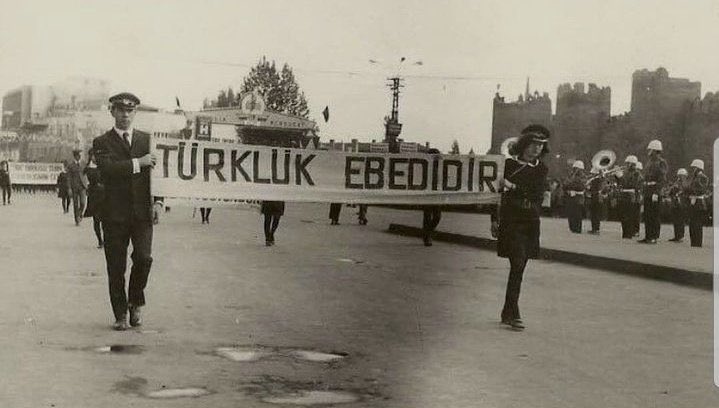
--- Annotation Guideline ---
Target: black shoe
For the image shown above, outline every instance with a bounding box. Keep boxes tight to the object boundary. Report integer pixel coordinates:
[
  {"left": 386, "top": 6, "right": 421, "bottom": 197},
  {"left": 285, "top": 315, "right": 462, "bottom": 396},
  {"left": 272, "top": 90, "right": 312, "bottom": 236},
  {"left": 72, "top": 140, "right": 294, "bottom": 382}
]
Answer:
[
  {"left": 508, "top": 319, "right": 525, "bottom": 331},
  {"left": 128, "top": 305, "right": 142, "bottom": 327},
  {"left": 265, "top": 240, "right": 272, "bottom": 246},
  {"left": 647, "top": 239, "right": 657, "bottom": 244},
  {"left": 637, "top": 238, "right": 649, "bottom": 243},
  {"left": 588, "top": 230, "right": 600, "bottom": 235},
  {"left": 423, "top": 236, "right": 432, "bottom": 246},
  {"left": 113, "top": 316, "right": 129, "bottom": 331},
  {"left": 97, "top": 242, "right": 104, "bottom": 249}
]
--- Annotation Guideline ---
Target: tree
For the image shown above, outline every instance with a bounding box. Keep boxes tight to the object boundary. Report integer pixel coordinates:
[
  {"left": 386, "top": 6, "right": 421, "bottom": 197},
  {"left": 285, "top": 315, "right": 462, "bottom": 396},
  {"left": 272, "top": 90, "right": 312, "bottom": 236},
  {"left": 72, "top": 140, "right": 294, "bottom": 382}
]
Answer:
[
  {"left": 206, "top": 57, "right": 310, "bottom": 117},
  {"left": 450, "top": 139, "right": 460, "bottom": 155},
  {"left": 240, "top": 57, "right": 309, "bottom": 118},
  {"left": 226, "top": 87, "right": 235, "bottom": 107}
]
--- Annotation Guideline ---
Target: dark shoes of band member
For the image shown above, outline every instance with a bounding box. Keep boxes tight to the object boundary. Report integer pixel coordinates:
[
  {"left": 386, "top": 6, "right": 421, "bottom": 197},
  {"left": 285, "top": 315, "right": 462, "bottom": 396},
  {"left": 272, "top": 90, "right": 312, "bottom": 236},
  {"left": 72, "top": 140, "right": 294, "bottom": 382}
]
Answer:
[
  {"left": 113, "top": 316, "right": 129, "bottom": 331},
  {"left": 423, "top": 236, "right": 433, "bottom": 246},
  {"left": 128, "top": 305, "right": 142, "bottom": 327},
  {"left": 638, "top": 238, "right": 657, "bottom": 244},
  {"left": 97, "top": 241, "right": 104, "bottom": 249},
  {"left": 588, "top": 230, "right": 600, "bottom": 235},
  {"left": 668, "top": 237, "right": 684, "bottom": 243},
  {"left": 265, "top": 240, "right": 273, "bottom": 246}
]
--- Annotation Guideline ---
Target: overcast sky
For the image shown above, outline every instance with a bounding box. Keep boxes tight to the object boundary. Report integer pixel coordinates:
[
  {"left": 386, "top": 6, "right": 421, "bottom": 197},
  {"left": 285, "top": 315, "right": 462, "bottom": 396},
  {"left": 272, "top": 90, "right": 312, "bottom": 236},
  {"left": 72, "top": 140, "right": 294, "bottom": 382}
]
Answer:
[{"left": 1, "top": 0, "right": 718, "bottom": 152}]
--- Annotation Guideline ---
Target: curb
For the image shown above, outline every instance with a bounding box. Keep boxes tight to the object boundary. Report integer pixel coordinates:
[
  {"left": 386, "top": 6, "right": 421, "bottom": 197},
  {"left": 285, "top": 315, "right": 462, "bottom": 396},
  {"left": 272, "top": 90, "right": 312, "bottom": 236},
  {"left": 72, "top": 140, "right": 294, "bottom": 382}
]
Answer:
[{"left": 387, "top": 223, "right": 712, "bottom": 290}]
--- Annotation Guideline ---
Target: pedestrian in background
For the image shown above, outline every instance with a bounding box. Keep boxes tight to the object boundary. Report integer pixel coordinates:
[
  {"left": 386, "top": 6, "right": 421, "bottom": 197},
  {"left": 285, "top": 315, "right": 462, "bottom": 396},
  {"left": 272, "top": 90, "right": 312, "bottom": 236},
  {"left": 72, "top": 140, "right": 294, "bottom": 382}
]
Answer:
[
  {"left": 67, "top": 149, "right": 87, "bottom": 226},
  {"left": 0, "top": 160, "right": 11, "bottom": 205},
  {"left": 329, "top": 202, "right": 342, "bottom": 225},
  {"left": 57, "top": 161, "right": 71, "bottom": 213},
  {"left": 261, "top": 201, "right": 285, "bottom": 246},
  {"left": 83, "top": 148, "right": 105, "bottom": 248},
  {"left": 200, "top": 207, "right": 212, "bottom": 224}
]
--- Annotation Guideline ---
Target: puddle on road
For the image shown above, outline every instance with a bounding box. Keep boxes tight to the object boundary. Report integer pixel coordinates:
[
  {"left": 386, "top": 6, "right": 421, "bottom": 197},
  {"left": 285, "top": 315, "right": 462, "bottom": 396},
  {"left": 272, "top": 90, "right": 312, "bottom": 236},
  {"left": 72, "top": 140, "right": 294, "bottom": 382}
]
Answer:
[
  {"left": 94, "top": 345, "right": 144, "bottom": 354},
  {"left": 262, "top": 390, "right": 359, "bottom": 405},
  {"left": 289, "top": 350, "right": 348, "bottom": 363},
  {"left": 215, "top": 346, "right": 271, "bottom": 362},
  {"left": 146, "top": 387, "right": 211, "bottom": 399},
  {"left": 337, "top": 258, "right": 365, "bottom": 264}
]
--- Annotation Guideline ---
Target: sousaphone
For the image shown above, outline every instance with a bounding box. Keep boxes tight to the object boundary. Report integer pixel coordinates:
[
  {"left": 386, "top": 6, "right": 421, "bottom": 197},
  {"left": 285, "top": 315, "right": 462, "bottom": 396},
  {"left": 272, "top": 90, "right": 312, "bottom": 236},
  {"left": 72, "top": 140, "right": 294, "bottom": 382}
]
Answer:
[{"left": 500, "top": 137, "right": 519, "bottom": 157}]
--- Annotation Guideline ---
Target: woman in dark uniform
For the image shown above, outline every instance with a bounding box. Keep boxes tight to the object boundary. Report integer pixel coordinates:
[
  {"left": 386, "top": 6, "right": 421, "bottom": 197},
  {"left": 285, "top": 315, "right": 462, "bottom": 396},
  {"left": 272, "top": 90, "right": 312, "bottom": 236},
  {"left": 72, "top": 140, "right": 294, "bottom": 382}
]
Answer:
[
  {"left": 83, "top": 148, "right": 105, "bottom": 248},
  {"left": 494, "top": 124, "right": 550, "bottom": 331},
  {"left": 261, "top": 201, "right": 285, "bottom": 246}
]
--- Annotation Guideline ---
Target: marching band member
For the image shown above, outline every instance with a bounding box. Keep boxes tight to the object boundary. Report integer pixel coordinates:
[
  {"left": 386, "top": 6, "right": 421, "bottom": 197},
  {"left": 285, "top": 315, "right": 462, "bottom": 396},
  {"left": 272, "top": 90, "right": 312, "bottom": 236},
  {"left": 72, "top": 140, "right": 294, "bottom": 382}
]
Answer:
[
  {"left": 638, "top": 140, "right": 668, "bottom": 244},
  {"left": 586, "top": 166, "right": 607, "bottom": 234},
  {"left": 564, "top": 160, "right": 586, "bottom": 233},
  {"left": 634, "top": 161, "right": 644, "bottom": 237},
  {"left": 666, "top": 168, "right": 688, "bottom": 242},
  {"left": 495, "top": 124, "right": 550, "bottom": 331},
  {"left": 615, "top": 155, "right": 641, "bottom": 238},
  {"left": 685, "top": 160, "right": 709, "bottom": 247}
]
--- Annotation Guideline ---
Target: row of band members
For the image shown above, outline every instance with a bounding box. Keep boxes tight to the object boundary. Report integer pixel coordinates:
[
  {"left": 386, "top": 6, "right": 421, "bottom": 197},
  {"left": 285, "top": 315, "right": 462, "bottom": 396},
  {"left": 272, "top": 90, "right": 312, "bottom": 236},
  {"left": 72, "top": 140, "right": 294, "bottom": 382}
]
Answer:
[{"left": 557, "top": 148, "right": 710, "bottom": 247}]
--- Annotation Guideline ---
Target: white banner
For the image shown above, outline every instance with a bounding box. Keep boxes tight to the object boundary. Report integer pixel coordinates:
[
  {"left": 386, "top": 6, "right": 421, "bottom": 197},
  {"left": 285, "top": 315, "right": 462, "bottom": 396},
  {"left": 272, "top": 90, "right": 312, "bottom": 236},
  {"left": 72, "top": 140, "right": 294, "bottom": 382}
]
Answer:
[
  {"left": 151, "top": 139, "right": 504, "bottom": 205},
  {"left": 7, "top": 162, "right": 63, "bottom": 185}
]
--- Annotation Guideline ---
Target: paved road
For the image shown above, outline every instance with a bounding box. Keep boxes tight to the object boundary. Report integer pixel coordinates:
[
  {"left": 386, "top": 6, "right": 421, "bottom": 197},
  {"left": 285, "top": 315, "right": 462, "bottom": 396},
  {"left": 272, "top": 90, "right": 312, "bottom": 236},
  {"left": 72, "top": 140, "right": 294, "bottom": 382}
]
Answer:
[
  {"left": 373, "top": 206, "right": 712, "bottom": 274},
  {"left": 1, "top": 195, "right": 718, "bottom": 407}
]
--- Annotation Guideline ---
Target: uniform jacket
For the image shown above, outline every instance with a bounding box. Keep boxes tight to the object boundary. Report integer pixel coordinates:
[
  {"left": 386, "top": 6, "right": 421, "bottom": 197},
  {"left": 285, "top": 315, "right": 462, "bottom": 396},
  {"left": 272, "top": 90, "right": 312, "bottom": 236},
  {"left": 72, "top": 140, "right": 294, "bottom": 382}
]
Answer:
[
  {"left": 616, "top": 169, "right": 642, "bottom": 202},
  {"left": 500, "top": 157, "right": 548, "bottom": 221},
  {"left": 643, "top": 156, "right": 668, "bottom": 192},
  {"left": 92, "top": 129, "right": 153, "bottom": 223}
]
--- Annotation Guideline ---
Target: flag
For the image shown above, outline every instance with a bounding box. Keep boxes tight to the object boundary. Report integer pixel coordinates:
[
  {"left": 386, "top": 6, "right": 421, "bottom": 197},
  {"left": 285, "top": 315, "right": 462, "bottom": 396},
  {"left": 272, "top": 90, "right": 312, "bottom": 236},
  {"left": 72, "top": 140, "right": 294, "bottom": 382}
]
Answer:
[{"left": 322, "top": 106, "right": 330, "bottom": 122}]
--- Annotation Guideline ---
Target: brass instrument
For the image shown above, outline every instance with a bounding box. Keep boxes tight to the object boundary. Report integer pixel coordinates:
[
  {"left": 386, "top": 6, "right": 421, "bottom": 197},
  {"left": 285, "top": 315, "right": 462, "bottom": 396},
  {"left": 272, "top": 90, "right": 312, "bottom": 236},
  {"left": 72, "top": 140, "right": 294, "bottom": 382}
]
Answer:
[
  {"left": 500, "top": 136, "right": 519, "bottom": 158},
  {"left": 585, "top": 149, "right": 626, "bottom": 185}
]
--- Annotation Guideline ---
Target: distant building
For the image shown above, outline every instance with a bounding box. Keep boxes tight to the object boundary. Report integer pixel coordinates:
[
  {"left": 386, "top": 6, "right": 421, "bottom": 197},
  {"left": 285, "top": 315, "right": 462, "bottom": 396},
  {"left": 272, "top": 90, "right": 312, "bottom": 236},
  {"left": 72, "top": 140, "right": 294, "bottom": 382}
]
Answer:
[{"left": 490, "top": 67, "right": 717, "bottom": 176}]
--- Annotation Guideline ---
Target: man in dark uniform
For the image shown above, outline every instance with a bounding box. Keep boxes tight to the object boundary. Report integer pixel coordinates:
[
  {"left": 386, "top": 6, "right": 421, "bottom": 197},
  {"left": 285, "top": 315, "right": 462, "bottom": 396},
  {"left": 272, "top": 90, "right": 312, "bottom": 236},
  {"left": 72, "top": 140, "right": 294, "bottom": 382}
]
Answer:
[
  {"left": 92, "top": 92, "right": 160, "bottom": 330},
  {"left": 639, "top": 140, "right": 668, "bottom": 244},
  {"left": 564, "top": 160, "right": 586, "bottom": 233},
  {"left": 586, "top": 166, "right": 607, "bottom": 234},
  {"left": 615, "top": 155, "right": 641, "bottom": 238},
  {"left": 685, "top": 159, "right": 709, "bottom": 247},
  {"left": 633, "top": 161, "right": 645, "bottom": 237},
  {"left": 67, "top": 149, "right": 87, "bottom": 225},
  {"left": 666, "top": 168, "right": 688, "bottom": 242}
]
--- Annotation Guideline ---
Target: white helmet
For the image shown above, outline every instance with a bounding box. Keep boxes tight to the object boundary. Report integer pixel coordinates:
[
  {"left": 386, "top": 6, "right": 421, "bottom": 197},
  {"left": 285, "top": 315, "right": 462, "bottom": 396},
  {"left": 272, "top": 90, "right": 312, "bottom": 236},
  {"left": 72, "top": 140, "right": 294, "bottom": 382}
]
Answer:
[
  {"left": 636, "top": 161, "right": 643, "bottom": 170},
  {"left": 677, "top": 168, "right": 688, "bottom": 176},
  {"left": 690, "top": 159, "right": 704, "bottom": 170},
  {"left": 572, "top": 160, "right": 585, "bottom": 170},
  {"left": 624, "top": 155, "right": 638, "bottom": 164},
  {"left": 647, "top": 139, "right": 663, "bottom": 151}
]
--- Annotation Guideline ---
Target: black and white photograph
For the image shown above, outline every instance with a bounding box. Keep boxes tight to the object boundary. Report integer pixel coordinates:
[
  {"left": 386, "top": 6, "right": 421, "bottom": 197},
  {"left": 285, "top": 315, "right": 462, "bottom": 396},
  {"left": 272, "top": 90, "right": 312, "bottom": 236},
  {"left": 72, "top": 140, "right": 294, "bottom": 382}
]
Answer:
[{"left": 0, "top": 1, "right": 718, "bottom": 406}]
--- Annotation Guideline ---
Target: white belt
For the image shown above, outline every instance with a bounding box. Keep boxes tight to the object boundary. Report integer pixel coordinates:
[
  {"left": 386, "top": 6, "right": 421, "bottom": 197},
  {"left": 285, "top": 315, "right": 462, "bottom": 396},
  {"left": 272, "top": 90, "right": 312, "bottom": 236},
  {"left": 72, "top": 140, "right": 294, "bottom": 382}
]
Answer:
[
  {"left": 689, "top": 195, "right": 706, "bottom": 199},
  {"left": 568, "top": 191, "right": 584, "bottom": 197},
  {"left": 621, "top": 189, "right": 635, "bottom": 193},
  {"left": 645, "top": 182, "right": 657, "bottom": 186}
]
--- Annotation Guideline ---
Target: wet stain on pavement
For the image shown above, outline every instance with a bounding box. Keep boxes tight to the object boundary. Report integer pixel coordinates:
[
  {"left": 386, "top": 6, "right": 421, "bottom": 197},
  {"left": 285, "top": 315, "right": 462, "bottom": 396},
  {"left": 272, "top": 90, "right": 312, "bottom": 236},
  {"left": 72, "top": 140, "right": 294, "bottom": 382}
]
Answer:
[
  {"left": 242, "top": 375, "right": 372, "bottom": 405},
  {"left": 93, "top": 345, "right": 144, "bottom": 354},
  {"left": 262, "top": 390, "right": 359, "bottom": 405},
  {"left": 289, "top": 349, "right": 348, "bottom": 363},
  {"left": 146, "top": 387, "right": 212, "bottom": 399},
  {"left": 215, "top": 346, "right": 272, "bottom": 362}
]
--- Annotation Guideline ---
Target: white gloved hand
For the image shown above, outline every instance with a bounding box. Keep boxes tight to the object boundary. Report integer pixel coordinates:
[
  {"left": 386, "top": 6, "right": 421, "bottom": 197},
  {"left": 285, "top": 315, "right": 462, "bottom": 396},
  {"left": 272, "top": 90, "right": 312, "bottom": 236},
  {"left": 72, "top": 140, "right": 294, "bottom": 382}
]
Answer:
[{"left": 652, "top": 194, "right": 658, "bottom": 203}]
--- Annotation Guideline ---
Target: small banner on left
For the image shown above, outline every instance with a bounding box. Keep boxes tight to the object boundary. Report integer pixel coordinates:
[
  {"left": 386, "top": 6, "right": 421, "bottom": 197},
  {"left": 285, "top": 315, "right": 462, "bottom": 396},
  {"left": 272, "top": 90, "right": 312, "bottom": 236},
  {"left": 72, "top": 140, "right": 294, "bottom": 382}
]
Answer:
[{"left": 8, "top": 162, "right": 64, "bottom": 185}]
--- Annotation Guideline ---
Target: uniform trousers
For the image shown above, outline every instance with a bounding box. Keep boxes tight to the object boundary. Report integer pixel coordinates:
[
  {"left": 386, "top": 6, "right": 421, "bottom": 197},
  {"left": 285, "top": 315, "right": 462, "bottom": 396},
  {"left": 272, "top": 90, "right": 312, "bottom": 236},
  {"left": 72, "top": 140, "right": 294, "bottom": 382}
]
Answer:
[
  {"left": 566, "top": 196, "right": 583, "bottom": 233},
  {"left": 102, "top": 218, "right": 153, "bottom": 320},
  {"left": 671, "top": 205, "right": 686, "bottom": 240},
  {"left": 618, "top": 195, "right": 637, "bottom": 238},
  {"left": 643, "top": 194, "right": 661, "bottom": 240},
  {"left": 688, "top": 200, "right": 706, "bottom": 247}
]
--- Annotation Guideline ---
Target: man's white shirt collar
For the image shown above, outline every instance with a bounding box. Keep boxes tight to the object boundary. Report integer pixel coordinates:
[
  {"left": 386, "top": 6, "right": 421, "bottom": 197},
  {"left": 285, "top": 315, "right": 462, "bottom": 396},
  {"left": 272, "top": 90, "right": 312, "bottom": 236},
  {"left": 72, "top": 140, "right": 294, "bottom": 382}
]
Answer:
[{"left": 114, "top": 127, "right": 134, "bottom": 144}]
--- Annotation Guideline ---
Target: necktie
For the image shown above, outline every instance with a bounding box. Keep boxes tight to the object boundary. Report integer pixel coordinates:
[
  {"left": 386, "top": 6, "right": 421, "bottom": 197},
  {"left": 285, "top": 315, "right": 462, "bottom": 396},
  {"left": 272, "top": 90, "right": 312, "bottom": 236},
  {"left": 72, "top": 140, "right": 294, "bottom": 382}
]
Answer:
[{"left": 122, "top": 132, "right": 130, "bottom": 150}]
